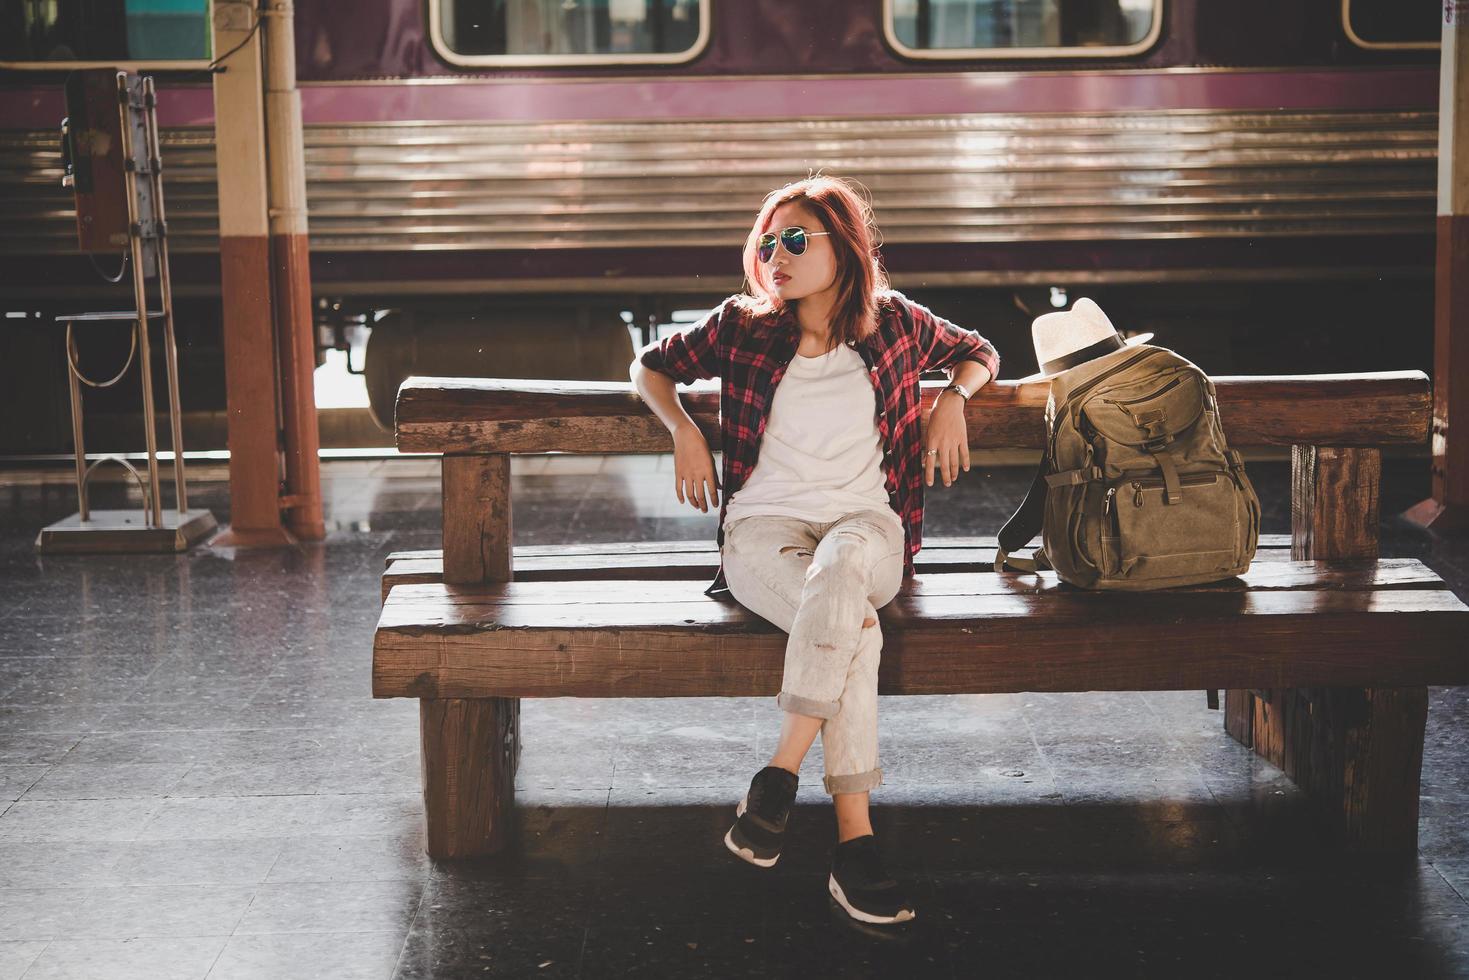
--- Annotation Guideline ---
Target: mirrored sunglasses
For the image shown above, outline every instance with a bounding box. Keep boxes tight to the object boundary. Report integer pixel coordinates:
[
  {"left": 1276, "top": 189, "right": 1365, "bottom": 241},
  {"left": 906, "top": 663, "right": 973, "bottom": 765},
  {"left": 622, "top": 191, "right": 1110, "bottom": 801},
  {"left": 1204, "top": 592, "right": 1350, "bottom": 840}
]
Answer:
[{"left": 757, "top": 226, "right": 831, "bottom": 264}]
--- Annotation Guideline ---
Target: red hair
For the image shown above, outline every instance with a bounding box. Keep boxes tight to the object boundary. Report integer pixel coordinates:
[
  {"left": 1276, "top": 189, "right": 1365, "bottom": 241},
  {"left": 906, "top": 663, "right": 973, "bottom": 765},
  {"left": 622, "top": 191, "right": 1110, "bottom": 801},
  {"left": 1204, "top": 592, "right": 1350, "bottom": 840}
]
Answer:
[{"left": 737, "top": 174, "right": 890, "bottom": 353}]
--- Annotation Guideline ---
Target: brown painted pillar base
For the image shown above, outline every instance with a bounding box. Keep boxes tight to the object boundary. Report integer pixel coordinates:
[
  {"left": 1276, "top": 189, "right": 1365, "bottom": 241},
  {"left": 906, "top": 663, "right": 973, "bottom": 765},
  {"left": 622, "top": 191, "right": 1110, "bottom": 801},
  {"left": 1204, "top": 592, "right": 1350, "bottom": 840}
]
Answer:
[
  {"left": 1401, "top": 497, "right": 1469, "bottom": 533},
  {"left": 212, "top": 526, "right": 297, "bottom": 549},
  {"left": 1405, "top": 214, "right": 1469, "bottom": 534},
  {"left": 217, "top": 234, "right": 293, "bottom": 548}
]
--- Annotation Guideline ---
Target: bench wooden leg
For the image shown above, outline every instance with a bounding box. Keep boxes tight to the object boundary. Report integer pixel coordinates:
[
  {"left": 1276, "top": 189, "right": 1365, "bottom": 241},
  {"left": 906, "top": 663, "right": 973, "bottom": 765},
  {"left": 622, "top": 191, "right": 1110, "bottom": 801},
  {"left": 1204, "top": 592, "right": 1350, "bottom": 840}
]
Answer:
[
  {"left": 424, "top": 453, "right": 519, "bottom": 858},
  {"left": 420, "top": 696, "right": 521, "bottom": 859},
  {"left": 1223, "top": 689, "right": 1254, "bottom": 746},
  {"left": 1222, "top": 449, "right": 1427, "bottom": 854},
  {"left": 1235, "top": 686, "right": 1428, "bottom": 854}
]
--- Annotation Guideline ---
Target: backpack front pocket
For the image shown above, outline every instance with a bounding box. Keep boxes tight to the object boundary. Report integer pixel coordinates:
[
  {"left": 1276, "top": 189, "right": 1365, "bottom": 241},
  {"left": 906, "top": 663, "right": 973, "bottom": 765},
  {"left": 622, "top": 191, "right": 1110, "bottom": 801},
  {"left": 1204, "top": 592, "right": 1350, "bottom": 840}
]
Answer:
[{"left": 1110, "top": 471, "right": 1240, "bottom": 579}]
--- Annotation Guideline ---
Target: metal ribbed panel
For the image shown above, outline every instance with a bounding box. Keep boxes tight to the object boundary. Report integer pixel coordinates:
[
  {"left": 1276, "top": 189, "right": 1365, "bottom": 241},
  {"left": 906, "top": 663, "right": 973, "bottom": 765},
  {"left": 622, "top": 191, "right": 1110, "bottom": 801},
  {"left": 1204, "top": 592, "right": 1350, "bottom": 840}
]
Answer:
[
  {"left": 1, "top": 129, "right": 219, "bottom": 252},
  {"left": 0, "top": 109, "right": 1435, "bottom": 257}
]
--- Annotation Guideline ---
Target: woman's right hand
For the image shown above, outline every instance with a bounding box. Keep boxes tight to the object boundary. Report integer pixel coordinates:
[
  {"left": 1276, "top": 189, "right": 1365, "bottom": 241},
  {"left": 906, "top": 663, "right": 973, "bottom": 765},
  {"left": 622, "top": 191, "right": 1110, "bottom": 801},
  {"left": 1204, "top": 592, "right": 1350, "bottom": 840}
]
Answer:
[{"left": 672, "top": 421, "right": 720, "bottom": 513}]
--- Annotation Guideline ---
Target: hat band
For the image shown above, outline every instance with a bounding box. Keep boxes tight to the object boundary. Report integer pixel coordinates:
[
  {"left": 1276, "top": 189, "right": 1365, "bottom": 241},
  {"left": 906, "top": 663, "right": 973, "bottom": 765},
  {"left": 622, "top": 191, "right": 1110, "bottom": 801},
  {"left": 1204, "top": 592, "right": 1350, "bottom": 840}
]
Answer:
[{"left": 1040, "top": 333, "right": 1125, "bottom": 377}]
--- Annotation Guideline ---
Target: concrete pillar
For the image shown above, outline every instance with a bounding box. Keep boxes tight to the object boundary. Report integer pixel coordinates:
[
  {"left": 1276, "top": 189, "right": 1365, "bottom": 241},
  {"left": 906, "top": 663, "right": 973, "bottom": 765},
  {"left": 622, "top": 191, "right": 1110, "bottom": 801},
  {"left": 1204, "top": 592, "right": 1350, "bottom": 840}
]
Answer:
[
  {"left": 209, "top": 0, "right": 323, "bottom": 545},
  {"left": 211, "top": 0, "right": 291, "bottom": 547},
  {"left": 1406, "top": 3, "right": 1469, "bottom": 532}
]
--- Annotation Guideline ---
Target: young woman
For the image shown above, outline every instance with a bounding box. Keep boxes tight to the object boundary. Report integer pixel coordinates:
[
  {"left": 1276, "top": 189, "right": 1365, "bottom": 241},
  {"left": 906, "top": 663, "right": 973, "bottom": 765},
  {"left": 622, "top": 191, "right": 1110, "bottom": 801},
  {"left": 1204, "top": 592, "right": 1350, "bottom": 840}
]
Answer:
[{"left": 629, "top": 175, "right": 999, "bottom": 926}]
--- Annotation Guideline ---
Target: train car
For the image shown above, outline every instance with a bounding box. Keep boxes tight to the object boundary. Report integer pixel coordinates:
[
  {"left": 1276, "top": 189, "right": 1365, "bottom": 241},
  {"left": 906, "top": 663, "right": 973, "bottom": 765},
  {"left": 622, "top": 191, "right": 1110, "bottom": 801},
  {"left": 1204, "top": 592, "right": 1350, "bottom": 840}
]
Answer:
[{"left": 0, "top": 0, "right": 1441, "bottom": 449}]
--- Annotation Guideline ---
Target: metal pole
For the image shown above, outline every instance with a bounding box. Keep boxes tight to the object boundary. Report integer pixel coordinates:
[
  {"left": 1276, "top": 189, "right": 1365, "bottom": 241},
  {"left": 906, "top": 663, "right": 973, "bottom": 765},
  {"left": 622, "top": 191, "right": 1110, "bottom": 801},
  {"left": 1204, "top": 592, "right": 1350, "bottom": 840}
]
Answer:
[
  {"left": 118, "top": 73, "right": 161, "bottom": 528},
  {"left": 141, "top": 76, "right": 188, "bottom": 515},
  {"left": 262, "top": 0, "right": 324, "bottom": 540}
]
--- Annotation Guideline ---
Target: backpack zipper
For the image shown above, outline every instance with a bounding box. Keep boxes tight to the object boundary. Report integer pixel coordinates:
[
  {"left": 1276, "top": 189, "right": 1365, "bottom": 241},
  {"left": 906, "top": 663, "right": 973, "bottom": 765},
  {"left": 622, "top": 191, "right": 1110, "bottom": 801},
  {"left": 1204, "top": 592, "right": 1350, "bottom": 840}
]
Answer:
[
  {"left": 1130, "top": 472, "right": 1220, "bottom": 507},
  {"left": 1054, "top": 347, "right": 1167, "bottom": 421},
  {"left": 1103, "top": 375, "right": 1184, "bottom": 408}
]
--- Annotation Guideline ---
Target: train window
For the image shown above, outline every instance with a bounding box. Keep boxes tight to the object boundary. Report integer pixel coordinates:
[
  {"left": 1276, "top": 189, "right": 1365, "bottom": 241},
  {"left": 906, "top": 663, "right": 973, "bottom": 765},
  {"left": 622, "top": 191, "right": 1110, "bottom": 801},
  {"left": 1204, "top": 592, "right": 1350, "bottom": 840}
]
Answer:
[
  {"left": 0, "top": 0, "right": 212, "bottom": 68},
  {"left": 1342, "top": 0, "right": 1439, "bottom": 51},
  {"left": 884, "top": 0, "right": 1161, "bottom": 59},
  {"left": 430, "top": 0, "right": 710, "bottom": 67}
]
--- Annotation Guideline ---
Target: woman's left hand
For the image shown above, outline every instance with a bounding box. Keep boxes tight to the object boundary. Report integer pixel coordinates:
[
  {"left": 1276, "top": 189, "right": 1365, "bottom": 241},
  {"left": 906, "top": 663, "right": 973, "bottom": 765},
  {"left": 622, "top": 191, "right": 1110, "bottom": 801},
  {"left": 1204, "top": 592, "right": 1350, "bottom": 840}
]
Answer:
[{"left": 924, "top": 394, "right": 970, "bottom": 487}]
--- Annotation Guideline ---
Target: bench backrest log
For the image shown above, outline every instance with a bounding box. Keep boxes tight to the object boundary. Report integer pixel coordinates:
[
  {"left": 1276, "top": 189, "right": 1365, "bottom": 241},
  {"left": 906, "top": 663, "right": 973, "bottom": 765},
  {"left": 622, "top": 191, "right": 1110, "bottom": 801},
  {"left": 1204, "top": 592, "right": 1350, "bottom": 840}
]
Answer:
[{"left": 394, "top": 372, "right": 1431, "bottom": 586}]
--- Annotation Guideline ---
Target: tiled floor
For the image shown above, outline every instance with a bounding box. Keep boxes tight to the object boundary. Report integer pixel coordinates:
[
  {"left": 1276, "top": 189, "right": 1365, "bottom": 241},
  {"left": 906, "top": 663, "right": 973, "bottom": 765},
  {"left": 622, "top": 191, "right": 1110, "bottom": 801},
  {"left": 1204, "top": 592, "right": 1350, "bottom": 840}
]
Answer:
[{"left": 0, "top": 453, "right": 1465, "bottom": 978}]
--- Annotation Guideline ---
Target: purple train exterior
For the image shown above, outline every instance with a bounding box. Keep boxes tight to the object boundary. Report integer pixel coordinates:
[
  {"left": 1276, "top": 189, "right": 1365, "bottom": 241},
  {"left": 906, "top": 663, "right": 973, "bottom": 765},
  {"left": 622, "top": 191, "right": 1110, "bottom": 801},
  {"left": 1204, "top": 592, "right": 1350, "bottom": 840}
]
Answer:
[{"left": 0, "top": 0, "right": 1442, "bottom": 435}]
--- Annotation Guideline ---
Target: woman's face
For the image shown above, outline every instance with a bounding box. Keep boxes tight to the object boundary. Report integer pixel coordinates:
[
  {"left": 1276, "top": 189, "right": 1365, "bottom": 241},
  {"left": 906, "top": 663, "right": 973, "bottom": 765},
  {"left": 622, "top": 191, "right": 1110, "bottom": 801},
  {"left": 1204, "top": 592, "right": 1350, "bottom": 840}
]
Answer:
[{"left": 764, "top": 201, "right": 837, "bottom": 302}]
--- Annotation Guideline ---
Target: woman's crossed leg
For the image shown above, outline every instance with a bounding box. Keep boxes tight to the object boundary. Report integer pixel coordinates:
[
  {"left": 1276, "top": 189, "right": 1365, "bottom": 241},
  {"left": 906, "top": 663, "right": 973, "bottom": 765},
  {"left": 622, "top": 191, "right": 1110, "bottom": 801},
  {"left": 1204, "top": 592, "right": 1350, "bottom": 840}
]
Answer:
[{"left": 721, "top": 509, "right": 905, "bottom": 838}]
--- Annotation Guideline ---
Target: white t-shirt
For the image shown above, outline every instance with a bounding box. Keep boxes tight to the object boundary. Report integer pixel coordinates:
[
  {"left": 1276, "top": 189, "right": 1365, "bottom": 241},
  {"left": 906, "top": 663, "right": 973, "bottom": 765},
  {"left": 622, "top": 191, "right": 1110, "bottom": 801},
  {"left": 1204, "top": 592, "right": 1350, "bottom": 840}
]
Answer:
[{"left": 723, "top": 342, "right": 903, "bottom": 530}]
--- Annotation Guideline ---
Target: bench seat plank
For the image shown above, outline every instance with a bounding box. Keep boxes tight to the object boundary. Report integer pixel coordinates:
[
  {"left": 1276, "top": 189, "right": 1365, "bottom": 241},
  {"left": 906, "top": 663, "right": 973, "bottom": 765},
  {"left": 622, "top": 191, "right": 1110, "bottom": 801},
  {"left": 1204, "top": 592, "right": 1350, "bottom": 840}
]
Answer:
[
  {"left": 379, "top": 576, "right": 1467, "bottom": 627},
  {"left": 382, "top": 534, "right": 1296, "bottom": 567},
  {"left": 380, "top": 536, "right": 1299, "bottom": 598},
  {"left": 388, "top": 558, "right": 1445, "bottom": 606},
  {"left": 381, "top": 549, "right": 1303, "bottom": 597},
  {"left": 373, "top": 570, "right": 1469, "bottom": 700}
]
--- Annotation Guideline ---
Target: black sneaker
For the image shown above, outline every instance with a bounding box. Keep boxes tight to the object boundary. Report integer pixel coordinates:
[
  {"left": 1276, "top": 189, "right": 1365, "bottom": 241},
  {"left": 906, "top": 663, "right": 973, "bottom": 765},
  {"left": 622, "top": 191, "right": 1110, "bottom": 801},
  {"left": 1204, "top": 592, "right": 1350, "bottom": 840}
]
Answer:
[
  {"left": 828, "top": 834, "right": 916, "bottom": 925},
  {"left": 723, "top": 765, "right": 799, "bottom": 868}
]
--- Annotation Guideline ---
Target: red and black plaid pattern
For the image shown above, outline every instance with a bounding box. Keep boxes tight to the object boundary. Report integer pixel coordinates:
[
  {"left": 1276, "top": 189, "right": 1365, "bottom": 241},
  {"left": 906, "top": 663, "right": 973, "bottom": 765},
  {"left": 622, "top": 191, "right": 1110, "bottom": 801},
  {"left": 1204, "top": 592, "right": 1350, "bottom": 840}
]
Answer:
[{"left": 638, "top": 291, "right": 1000, "bottom": 595}]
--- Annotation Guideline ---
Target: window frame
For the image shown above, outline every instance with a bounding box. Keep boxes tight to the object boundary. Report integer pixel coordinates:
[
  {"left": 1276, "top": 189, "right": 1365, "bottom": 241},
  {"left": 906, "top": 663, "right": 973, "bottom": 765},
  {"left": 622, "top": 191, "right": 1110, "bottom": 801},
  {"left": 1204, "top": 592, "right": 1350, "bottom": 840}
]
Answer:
[
  {"left": 0, "top": 57, "right": 212, "bottom": 69},
  {"left": 428, "top": 0, "right": 712, "bottom": 68},
  {"left": 1340, "top": 0, "right": 1439, "bottom": 52},
  {"left": 0, "top": 0, "right": 214, "bottom": 71},
  {"left": 881, "top": 0, "right": 1163, "bottom": 60}
]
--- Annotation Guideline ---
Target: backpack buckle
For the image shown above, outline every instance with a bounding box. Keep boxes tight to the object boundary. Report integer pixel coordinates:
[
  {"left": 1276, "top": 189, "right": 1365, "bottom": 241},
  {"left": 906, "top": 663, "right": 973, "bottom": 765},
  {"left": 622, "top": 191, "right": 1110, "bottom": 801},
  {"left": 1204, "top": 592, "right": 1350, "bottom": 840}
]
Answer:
[{"left": 1132, "top": 409, "right": 1171, "bottom": 449}]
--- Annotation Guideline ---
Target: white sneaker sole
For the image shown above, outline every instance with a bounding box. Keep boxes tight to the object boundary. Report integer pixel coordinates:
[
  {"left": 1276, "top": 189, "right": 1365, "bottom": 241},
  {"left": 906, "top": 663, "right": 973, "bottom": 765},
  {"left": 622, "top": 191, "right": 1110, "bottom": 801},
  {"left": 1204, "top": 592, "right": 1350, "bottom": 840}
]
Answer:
[
  {"left": 828, "top": 873, "right": 916, "bottom": 925},
  {"left": 724, "top": 796, "right": 779, "bottom": 868}
]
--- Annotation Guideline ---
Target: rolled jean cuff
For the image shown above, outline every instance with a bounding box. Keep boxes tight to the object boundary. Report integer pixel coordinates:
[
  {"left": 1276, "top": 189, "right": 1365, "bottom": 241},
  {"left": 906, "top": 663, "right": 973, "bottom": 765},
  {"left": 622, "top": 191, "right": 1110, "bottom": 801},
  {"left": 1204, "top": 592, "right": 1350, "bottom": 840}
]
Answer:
[
  {"left": 824, "top": 768, "right": 883, "bottom": 795},
  {"left": 777, "top": 690, "right": 840, "bottom": 720}
]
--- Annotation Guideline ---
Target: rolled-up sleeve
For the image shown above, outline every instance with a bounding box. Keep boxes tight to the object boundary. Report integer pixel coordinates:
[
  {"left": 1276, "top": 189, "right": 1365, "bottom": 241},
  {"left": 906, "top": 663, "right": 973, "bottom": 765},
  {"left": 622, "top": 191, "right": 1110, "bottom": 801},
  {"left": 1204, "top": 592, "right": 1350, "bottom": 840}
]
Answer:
[
  {"left": 905, "top": 295, "right": 999, "bottom": 380},
  {"left": 637, "top": 298, "right": 728, "bottom": 384}
]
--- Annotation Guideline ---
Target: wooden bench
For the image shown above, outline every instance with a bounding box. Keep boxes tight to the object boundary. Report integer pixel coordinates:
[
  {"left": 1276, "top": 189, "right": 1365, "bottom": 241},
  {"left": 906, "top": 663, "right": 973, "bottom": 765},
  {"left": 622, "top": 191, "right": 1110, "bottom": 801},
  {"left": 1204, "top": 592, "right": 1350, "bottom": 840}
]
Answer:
[{"left": 373, "top": 372, "right": 1469, "bottom": 860}]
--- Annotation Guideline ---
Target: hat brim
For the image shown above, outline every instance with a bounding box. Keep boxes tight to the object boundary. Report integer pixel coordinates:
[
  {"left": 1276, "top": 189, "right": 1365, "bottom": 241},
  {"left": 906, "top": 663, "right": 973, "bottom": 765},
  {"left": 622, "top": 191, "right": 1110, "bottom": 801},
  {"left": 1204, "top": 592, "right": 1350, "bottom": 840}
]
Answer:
[{"left": 1014, "top": 333, "right": 1154, "bottom": 384}]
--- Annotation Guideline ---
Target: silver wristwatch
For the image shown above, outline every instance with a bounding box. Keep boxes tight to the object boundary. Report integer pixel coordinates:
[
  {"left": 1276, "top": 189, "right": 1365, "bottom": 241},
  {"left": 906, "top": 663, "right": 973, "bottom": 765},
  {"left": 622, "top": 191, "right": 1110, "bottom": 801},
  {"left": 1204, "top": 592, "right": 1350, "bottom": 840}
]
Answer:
[{"left": 942, "top": 381, "right": 972, "bottom": 402}]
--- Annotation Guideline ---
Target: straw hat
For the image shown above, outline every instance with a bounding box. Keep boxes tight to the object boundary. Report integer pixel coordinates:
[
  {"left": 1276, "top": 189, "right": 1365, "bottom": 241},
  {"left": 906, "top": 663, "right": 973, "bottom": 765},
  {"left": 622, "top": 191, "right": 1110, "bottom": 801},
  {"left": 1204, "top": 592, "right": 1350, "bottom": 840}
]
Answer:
[{"left": 1017, "top": 297, "right": 1153, "bottom": 382}]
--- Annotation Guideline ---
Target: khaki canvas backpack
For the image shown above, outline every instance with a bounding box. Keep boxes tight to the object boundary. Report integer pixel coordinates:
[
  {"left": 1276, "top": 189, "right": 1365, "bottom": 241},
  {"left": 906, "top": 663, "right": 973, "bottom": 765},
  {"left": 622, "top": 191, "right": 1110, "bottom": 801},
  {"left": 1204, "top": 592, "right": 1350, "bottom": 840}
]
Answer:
[{"left": 995, "top": 343, "right": 1260, "bottom": 590}]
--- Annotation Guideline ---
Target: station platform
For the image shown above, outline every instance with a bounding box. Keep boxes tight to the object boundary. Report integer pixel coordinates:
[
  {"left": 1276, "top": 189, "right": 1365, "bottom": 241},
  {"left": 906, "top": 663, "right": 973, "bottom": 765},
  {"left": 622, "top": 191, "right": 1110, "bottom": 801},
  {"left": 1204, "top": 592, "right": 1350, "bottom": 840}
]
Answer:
[{"left": 0, "top": 454, "right": 1465, "bottom": 978}]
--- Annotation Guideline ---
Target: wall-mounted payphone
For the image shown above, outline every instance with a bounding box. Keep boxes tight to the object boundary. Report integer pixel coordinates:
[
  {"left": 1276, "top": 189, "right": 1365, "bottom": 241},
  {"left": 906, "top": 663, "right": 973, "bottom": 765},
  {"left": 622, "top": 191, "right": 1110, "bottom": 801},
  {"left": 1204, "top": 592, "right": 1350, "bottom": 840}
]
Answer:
[{"left": 61, "top": 67, "right": 159, "bottom": 276}]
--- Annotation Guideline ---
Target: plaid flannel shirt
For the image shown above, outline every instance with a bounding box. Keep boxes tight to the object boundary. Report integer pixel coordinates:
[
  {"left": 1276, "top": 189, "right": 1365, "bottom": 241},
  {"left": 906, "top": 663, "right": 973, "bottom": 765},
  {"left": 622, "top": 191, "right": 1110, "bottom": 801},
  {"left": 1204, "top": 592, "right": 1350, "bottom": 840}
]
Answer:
[{"left": 638, "top": 290, "right": 1000, "bottom": 596}]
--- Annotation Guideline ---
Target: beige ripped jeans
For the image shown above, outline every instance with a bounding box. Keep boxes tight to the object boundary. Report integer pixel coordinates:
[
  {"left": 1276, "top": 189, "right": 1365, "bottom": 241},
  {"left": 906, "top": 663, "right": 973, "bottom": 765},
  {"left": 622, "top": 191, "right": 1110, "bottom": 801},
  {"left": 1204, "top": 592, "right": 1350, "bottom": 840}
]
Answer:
[{"left": 720, "top": 509, "right": 906, "bottom": 795}]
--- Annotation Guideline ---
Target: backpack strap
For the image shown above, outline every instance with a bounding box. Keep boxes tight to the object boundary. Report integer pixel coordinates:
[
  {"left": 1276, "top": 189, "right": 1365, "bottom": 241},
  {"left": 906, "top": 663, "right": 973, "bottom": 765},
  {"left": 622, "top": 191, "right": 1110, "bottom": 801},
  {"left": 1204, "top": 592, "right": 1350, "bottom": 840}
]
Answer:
[
  {"left": 1045, "top": 465, "right": 1102, "bottom": 488},
  {"left": 1150, "top": 448, "right": 1183, "bottom": 504},
  {"left": 996, "top": 545, "right": 1052, "bottom": 574},
  {"left": 996, "top": 443, "right": 1056, "bottom": 575}
]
